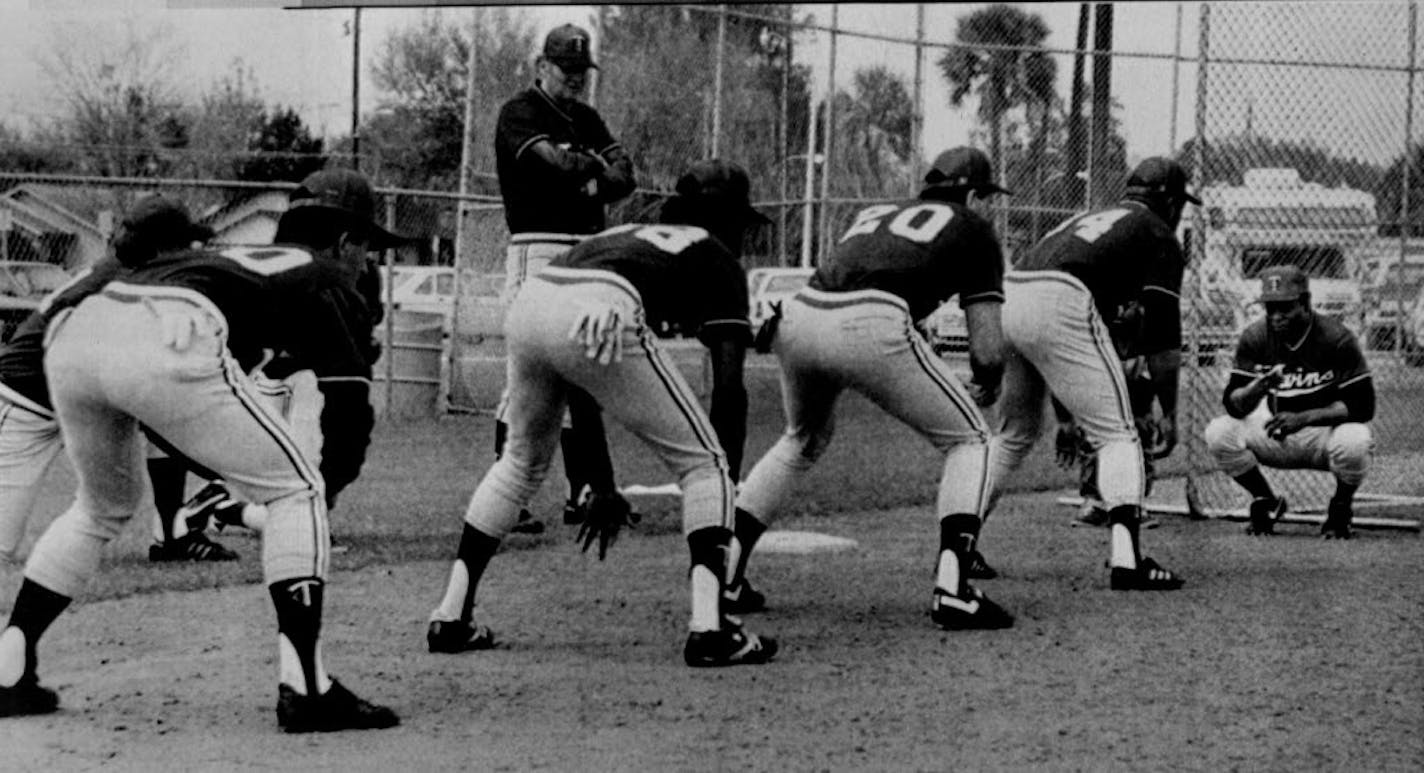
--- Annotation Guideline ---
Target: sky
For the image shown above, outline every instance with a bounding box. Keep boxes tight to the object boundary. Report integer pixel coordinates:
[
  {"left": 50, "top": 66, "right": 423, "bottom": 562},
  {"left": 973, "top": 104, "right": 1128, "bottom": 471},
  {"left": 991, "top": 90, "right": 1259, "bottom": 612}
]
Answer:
[{"left": 0, "top": 2, "right": 1408, "bottom": 168}]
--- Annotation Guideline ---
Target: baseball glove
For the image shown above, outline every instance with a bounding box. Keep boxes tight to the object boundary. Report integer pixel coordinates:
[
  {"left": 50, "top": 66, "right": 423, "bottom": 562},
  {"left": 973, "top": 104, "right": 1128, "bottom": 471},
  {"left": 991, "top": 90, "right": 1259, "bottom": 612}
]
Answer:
[{"left": 575, "top": 491, "right": 641, "bottom": 560}]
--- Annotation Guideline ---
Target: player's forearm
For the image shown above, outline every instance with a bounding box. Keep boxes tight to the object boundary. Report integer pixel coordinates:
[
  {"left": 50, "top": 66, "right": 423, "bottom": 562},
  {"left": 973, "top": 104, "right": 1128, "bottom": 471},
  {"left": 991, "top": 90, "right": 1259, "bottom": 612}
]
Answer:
[
  {"left": 708, "top": 384, "right": 747, "bottom": 483},
  {"left": 596, "top": 150, "right": 636, "bottom": 203},
  {"left": 1299, "top": 400, "right": 1351, "bottom": 429}
]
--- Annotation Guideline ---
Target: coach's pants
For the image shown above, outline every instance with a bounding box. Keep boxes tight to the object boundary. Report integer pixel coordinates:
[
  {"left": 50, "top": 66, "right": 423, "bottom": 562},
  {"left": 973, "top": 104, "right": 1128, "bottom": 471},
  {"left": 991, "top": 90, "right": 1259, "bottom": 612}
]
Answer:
[
  {"left": 737, "top": 287, "right": 993, "bottom": 524},
  {"left": 31, "top": 290, "right": 328, "bottom": 598},
  {"left": 1204, "top": 406, "right": 1372, "bottom": 486},
  {"left": 465, "top": 268, "right": 733, "bottom": 539},
  {"left": 991, "top": 270, "right": 1144, "bottom": 511}
]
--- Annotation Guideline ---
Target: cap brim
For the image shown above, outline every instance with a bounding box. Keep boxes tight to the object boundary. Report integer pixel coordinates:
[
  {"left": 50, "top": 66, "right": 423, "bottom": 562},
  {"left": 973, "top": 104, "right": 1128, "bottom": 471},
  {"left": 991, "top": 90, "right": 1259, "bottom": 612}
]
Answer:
[
  {"left": 744, "top": 206, "right": 772, "bottom": 226},
  {"left": 980, "top": 183, "right": 1012, "bottom": 196},
  {"left": 1182, "top": 192, "right": 1203, "bottom": 206},
  {"left": 549, "top": 58, "right": 598, "bottom": 71},
  {"left": 189, "top": 224, "right": 216, "bottom": 243},
  {"left": 285, "top": 202, "right": 414, "bottom": 250}
]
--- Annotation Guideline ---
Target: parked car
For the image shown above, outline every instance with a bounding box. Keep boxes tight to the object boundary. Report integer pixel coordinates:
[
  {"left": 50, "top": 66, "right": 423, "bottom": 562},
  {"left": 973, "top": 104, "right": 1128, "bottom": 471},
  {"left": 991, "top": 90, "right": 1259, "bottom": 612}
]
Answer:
[
  {"left": 747, "top": 266, "right": 814, "bottom": 331},
  {"left": 383, "top": 266, "right": 456, "bottom": 318},
  {"left": 924, "top": 302, "right": 968, "bottom": 354},
  {"left": 0, "top": 261, "right": 72, "bottom": 343},
  {"left": 1361, "top": 261, "right": 1424, "bottom": 350}
]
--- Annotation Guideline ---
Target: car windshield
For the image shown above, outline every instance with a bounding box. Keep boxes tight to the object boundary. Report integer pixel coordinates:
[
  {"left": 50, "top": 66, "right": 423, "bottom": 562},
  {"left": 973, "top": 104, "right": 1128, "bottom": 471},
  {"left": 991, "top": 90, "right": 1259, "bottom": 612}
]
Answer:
[
  {"left": 1239, "top": 245, "right": 1349, "bottom": 280},
  {"left": 0, "top": 264, "right": 69, "bottom": 297},
  {"left": 765, "top": 274, "right": 810, "bottom": 293}
]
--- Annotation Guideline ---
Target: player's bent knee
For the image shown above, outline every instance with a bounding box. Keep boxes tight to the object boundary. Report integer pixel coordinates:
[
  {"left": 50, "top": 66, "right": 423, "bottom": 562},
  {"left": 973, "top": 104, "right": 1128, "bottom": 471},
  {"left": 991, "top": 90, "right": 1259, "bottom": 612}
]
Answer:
[{"left": 1202, "top": 415, "right": 1241, "bottom": 450}]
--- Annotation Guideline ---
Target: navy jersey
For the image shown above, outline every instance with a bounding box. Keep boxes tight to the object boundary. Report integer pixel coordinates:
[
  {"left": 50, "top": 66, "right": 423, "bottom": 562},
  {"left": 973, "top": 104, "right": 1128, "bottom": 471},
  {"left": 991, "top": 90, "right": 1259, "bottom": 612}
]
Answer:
[
  {"left": 810, "top": 198, "right": 1005, "bottom": 324},
  {"left": 495, "top": 86, "right": 622, "bottom": 235},
  {"left": 1018, "top": 201, "right": 1184, "bottom": 354},
  {"left": 1230, "top": 313, "right": 1373, "bottom": 415},
  {"left": 550, "top": 224, "right": 751, "bottom": 346},
  {"left": 0, "top": 260, "right": 122, "bottom": 414},
  {"left": 109, "top": 244, "right": 376, "bottom": 380}
]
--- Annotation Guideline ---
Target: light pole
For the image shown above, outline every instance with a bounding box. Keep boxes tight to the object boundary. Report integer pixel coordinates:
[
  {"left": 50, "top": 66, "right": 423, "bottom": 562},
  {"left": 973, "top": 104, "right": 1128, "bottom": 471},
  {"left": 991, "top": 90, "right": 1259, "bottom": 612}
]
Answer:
[{"left": 786, "top": 151, "right": 824, "bottom": 268}]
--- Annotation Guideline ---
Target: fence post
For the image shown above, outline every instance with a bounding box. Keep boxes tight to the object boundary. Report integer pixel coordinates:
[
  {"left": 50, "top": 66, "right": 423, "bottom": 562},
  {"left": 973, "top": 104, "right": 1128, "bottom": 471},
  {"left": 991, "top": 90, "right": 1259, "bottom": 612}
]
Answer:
[
  {"left": 712, "top": 4, "right": 726, "bottom": 158},
  {"left": 383, "top": 193, "right": 397, "bottom": 418},
  {"left": 1398, "top": 2, "right": 1417, "bottom": 354},
  {"left": 818, "top": 4, "right": 838, "bottom": 255}
]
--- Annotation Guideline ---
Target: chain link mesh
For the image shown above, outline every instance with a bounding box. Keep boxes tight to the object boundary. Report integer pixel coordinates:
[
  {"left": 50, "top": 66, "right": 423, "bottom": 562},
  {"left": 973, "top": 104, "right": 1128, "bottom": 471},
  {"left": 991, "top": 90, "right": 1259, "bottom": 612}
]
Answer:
[{"left": 2, "top": 4, "right": 1422, "bottom": 514}]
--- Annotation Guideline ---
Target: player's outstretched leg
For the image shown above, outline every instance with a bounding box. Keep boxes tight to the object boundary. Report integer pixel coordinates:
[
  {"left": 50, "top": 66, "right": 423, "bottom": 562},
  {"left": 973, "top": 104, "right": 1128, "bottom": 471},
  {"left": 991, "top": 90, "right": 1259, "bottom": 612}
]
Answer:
[
  {"left": 929, "top": 514, "right": 1014, "bottom": 630},
  {"left": 1105, "top": 505, "right": 1184, "bottom": 591}
]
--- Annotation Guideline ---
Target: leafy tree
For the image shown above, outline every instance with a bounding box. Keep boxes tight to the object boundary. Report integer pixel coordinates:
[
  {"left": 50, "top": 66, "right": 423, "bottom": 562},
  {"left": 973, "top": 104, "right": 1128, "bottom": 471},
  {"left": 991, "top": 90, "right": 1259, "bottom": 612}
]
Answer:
[
  {"left": 38, "top": 17, "right": 186, "bottom": 178},
  {"left": 239, "top": 107, "right": 325, "bottom": 182},
  {"left": 0, "top": 123, "right": 75, "bottom": 174},
  {"left": 937, "top": 4, "right": 1055, "bottom": 178},
  {"left": 826, "top": 66, "right": 915, "bottom": 199},
  {"left": 366, "top": 8, "right": 537, "bottom": 190}
]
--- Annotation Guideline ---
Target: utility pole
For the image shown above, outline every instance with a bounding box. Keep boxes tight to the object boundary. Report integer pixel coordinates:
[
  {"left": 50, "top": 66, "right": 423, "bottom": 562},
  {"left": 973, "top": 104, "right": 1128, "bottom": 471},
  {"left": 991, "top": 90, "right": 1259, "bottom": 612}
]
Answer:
[
  {"left": 351, "top": 7, "right": 361, "bottom": 171},
  {"left": 1090, "top": 3, "right": 1114, "bottom": 207}
]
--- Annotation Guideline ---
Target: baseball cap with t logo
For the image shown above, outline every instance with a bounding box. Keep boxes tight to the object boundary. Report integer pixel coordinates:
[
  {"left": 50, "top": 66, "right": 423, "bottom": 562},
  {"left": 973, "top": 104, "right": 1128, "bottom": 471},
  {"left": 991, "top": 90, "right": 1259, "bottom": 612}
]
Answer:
[
  {"left": 543, "top": 24, "right": 598, "bottom": 71},
  {"left": 1258, "top": 265, "right": 1310, "bottom": 303}
]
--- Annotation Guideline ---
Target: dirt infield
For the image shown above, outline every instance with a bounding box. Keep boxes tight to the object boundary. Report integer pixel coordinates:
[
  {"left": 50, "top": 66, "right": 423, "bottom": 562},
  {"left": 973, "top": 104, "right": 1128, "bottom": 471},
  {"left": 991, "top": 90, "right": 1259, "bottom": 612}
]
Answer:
[{"left": 2, "top": 491, "right": 1420, "bottom": 772}]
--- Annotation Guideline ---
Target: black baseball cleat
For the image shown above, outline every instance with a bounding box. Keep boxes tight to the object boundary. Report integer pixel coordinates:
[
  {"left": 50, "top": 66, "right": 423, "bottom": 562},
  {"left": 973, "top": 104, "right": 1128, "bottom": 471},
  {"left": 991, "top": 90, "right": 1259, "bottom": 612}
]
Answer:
[
  {"left": 930, "top": 586, "right": 1014, "bottom": 630},
  {"left": 0, "top": 676, "right": 59, "bottom": 718},
  {"left": 1245, "top": 496, "right": 1287, "bottom": 536},
  {"left": 721, "top": 577, "right": 766, "bottom": 615},
  {"left": 427, "top": 619, "right": 496, "bottom": 654},
  {"left": 177, "top": 481, "right": 237, "bottom": 533},
  {"left": 1109, "top": 556, "right": 1184, "bottom": 590},
  {"left": 276, "top": 679, "right": 399, "bottom": 733},
  {"left": 1320, "top": 499, "right": 1353, "bottom": 540},
  {"left": 683, "top": 622, "right": 778, "bottom": 667},
  {"left": 148, "top": 532, "right": 239, "bottom": 563}
]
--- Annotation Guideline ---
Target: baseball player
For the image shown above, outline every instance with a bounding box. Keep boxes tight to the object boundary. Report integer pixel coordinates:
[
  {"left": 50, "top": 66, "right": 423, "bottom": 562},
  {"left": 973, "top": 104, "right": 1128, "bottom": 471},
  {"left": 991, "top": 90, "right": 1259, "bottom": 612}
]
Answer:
[
  {"left": 0, "top": 196, "right": 241, "bottom": 564},
  {"left": 0, "top": 170, "right": 399, "bottom": 732},
  {"left": 1204, "top": 265, "right": 1374, "bottom": 539},
  {"left": 985, "top": 157, "right": 1196, "bottom": 591},
  {"left": 427, "top": 159, "right": 777, "bottom": 667},
  {"left": 725, "top": 147, "right": 1013, "bottom": 630},
  {"left": 493, "top": 22, "right": 638, "bottom": 533}
]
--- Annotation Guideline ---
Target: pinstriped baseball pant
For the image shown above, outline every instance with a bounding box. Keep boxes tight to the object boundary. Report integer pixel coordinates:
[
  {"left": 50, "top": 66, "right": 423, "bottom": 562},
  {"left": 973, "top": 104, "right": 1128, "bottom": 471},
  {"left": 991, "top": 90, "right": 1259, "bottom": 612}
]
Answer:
[
  {"left": 0, "top": 399, "right": 62, "bottom": 561},
  {"left": 737, "top": 287, "right": 994, "bottom": 523},
  {"left": 464, "top": 268, "right": 734, "bottom": 538},
  {"left": 991, "top": 270, "right": 1144, "bottom": 510},
  {"left": 30, "top": 291, "right": 328, "bottom": 598}
]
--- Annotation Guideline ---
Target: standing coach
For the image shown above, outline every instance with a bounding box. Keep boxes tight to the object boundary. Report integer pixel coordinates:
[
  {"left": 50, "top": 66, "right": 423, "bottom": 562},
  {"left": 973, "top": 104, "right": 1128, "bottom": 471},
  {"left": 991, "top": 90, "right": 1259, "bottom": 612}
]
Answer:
[{"left": 492, "top": 22, "right": 637, "bottom": 533}]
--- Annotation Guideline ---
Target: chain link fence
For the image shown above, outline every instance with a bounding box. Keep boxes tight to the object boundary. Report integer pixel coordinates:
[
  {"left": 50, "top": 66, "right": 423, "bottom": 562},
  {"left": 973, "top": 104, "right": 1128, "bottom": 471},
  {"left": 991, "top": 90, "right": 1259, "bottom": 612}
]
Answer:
[
  {"left": 1183, "top": 2, "right": 1424, "bottom": 514},
  {"left": 2, "top": 3, "right": 1423, "bottom": 516}
]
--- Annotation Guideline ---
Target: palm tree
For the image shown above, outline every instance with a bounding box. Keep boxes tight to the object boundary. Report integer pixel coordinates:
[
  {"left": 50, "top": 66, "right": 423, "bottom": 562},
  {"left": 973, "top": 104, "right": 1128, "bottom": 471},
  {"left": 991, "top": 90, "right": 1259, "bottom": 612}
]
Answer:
[{"left": 937, "top": 4, "right": 1055, "bottom": 176}]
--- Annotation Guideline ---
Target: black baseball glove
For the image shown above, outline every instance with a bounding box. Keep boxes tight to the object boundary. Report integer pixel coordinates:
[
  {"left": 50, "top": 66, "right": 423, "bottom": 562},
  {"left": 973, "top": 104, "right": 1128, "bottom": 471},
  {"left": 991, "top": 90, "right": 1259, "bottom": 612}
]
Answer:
[{"left": 576, "top": 491, "right": 641, "bottom": 560}]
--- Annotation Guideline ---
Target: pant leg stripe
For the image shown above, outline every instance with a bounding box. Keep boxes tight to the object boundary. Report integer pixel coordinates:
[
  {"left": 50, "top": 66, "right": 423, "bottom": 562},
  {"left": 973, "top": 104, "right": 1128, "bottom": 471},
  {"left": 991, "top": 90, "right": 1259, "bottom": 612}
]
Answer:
[
  {"left": 217, "top": 353, "right": 327, "bottom": 575},
  {"left": 1084, "top": 301, "right": 1135, "bottom": 430},
  {"left": 906, "top": 330, "right": 994, "bottom": 514},
  {"left": 906, "top": 329, "right": 990, "bottom": 437},
  {"left": 636, "top": 332, "right": 734, "bottom": 524}
]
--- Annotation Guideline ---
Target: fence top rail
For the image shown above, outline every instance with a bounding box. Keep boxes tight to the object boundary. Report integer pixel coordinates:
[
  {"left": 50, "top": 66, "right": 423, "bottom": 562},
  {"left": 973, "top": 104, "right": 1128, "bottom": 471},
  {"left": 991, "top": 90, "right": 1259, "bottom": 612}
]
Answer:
[
  {"left": 679, "top": 3, "right": 1422, "bottom": 74},
  {"left": 0, "top": 172, "right": 506, "bottom": 203}
]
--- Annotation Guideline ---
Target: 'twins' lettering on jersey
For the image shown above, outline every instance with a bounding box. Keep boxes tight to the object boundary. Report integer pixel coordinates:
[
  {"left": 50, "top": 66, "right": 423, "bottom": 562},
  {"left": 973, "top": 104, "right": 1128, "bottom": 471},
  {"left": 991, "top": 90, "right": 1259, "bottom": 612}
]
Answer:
[
  {"left": 550, "top": 224, "right": 752, "bottom": 345},
  {"left": 810, "top": 199, "right": 1005, "bottom": 323}
]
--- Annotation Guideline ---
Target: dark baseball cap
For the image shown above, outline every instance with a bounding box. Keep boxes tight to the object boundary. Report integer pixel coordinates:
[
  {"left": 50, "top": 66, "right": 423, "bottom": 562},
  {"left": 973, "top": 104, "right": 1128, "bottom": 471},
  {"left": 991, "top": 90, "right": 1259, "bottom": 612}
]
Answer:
[
  {"left": 286, "top": 168, "right": 410, "bottom": 250},
  {"left": 121, "top": 194, "right": 215, "bottom": 248},
  {"left": 543, "top": 23, "right": 597, "bottom": 71},
  {"left": 923, "top": 146, "right": 1011, "bottom": 195},
  {"left": 675, "top": 159, "right": 771, "bottom": 226},
  {"left": 1258, "top": 265, "right": 1310, "bottom": 302},
  {"left": 1125, "top": 157, "right": 1202, "bottom": 205}
]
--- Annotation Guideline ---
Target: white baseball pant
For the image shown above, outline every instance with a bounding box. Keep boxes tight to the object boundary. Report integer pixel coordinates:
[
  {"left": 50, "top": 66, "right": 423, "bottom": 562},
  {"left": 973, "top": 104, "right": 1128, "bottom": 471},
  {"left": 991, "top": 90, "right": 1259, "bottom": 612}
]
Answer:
[
  {"left": 737, "top": 287, "right": 993, "bottom": 523},
  {"left": 30, "top": 288, "right": 328, "bottom": 598},
  {"left": 991, "top": 271, "right": 1144, "bottom": 510},
  {"left": 0, "top": 398, "right": 62, "bottom": 561},
  {"left": 1204, "top": 405, "right": 1372, "bottom": 486},
  {"left": 464, "top": 267, "right": 733, "bottom": 539}
]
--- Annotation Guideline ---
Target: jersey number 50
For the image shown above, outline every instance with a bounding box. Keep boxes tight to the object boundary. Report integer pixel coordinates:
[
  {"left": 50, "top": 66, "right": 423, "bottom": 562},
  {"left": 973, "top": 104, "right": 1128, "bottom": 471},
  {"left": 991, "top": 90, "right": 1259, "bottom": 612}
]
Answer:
[{"left": 840, "top": 203, "right": 954, "bottom": 244}]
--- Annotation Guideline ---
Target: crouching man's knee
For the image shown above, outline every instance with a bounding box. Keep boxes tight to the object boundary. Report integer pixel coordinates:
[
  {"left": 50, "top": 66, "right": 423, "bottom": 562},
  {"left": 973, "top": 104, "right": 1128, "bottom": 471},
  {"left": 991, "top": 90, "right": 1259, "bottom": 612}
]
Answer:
[{"left": 1327, "top": 423, "right": 1373, "bottom": 485}]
